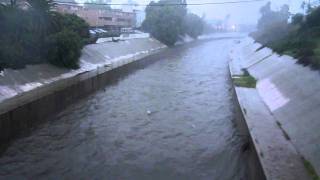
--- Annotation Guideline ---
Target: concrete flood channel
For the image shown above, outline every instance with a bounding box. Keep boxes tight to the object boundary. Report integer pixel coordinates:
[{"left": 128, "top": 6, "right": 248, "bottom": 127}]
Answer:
[{"left": 0, "top": 38, "right": 251, "bottom": 179}]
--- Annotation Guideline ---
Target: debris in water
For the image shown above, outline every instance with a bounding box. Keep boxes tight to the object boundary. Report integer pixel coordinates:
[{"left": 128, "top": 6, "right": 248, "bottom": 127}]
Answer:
[{"left": 147, "top": 110, "right": 152, "bottom": 115}]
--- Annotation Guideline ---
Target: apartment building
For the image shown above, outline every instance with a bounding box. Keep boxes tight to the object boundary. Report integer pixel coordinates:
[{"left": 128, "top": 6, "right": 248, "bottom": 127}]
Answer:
[{"left": 55, "top": 3, "right": 136, "bottom": 30}]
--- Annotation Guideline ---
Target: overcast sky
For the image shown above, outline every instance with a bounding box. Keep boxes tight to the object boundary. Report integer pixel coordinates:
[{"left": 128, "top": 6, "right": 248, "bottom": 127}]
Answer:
[
  {"left": 118, "top": 0, "right": 305, "bottom": 24},
  {"left": 77, "top": 0, "right": 306, "bottom": 24}
]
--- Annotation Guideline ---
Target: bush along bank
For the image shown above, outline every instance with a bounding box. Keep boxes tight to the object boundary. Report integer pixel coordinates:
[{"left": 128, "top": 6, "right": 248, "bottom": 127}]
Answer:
[
  {"left": 251, "top": 2, "right": 320, "bottom": 70},
  {"left": 0, "top": 0, "right": 90, "bottom": 70}
]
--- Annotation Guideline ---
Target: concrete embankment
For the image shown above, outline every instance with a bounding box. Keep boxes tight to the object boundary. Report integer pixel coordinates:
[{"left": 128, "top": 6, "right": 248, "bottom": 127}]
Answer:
[
  {"left": 0, "top": 33, "right": 245, "bottom": 148},
  {"left": 230, "top": 38, "right": 320, "bottom": 179},
  {"left": 0, "top": 37, "right": 166, "bottom": 146}
]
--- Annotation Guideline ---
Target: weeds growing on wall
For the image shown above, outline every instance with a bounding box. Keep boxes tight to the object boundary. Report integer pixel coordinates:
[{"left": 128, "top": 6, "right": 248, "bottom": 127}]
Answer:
[{"left": 232, "top": 69, "right": 257, "bottom": 88}]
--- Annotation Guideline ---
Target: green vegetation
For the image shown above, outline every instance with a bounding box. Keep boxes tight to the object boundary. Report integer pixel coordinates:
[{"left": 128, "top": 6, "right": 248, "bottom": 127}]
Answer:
[
  {"left": 184, "top": 13, "right": 204, "bottom": 39},
  {"left": 303, "top": 157, "right": 320, "bottom": 180},
  {"left": 142, "top": 0, "right": 204, "bottom": 46},
  {"left": 46, "top": 30, "right": 82, "bottom": 69},
  {"left": 0, "top": 0, "right": 90, "bottom": 70},
  {"left": 232, "top": 70, "right": 257, "bottom": 88},
  {"left": 251, "top": 2, "right": 320, "bottom": 70},
  {"left": 252, "top": 2, "right": 290, "bottom": 45}
]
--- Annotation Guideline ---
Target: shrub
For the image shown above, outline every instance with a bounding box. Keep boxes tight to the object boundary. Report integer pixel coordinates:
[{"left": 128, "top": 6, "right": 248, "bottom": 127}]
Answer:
[
  {"left": 46, "top": 30, "right": 83, "bottom": 69},
  {"left": 0, "top": 1, "right": 89, "bottom": 69}
]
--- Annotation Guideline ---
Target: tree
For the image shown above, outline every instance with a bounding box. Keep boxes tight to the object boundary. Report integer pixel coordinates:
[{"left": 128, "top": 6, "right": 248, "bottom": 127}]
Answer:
[
  {"left": 257, "top": 3, "right": 289, "bottom": 31},
  {"left": 260, "top": 1, "right": 271, "bottom": 16},
  {"left": 305, "top": 6, "right": 320, "bottom": 28},
  {"left": 0, "top": 1, "right": 34, "bottom": 68},
  {"left": 26, "top": 0, "right": 56, "bottom": 58},
  {"left": 253, "top": 3, "right": 290, "bottom": 44},
  {"left": 184, "top": 13, "right": 204, "bottom": 39},
  {"left": 142, "top": 0, "right": 187, "bottom": 46},
  {"left": 51, "top": 13, "right": 90, "bottom": 39},
  {"left": 252, "top": 2, "right": 320, "bottom": 69},
  {"left": 292, "top": 13, "right": 304, "bottom": 25},
  {"left": 142, "top": 0, "right": 204, "bottom": 46}
]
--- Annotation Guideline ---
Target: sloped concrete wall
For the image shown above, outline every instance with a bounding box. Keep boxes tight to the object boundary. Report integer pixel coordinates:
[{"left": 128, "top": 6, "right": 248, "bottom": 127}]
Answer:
[
  {"left": 232, "top": 37, "right": 320, "bottom": 175},
  {"left": 0, "top": 37, "right": 166, "bottom": 146},
  {"left": 0, "top": 38, "right": 165, "bottom": 104}
]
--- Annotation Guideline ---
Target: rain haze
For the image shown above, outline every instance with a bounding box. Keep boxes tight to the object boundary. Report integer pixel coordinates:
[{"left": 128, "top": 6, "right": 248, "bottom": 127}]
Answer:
[
  {"left": 105, "top": 0, "right": 305, "bottom": 24},
  {"left": 2, "top": 0, "right": 320, "bottom": 179}
]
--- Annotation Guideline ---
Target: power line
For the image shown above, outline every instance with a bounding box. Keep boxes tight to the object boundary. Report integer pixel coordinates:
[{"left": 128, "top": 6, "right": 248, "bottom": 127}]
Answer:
[{"left": 54, "top": 0, "right": 266, "bottom": 6}]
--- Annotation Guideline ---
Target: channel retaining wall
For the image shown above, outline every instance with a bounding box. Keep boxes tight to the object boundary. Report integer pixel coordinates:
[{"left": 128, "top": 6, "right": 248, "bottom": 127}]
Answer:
[
  {"left": 0, "top": 37, "right": 166, "bottom": 146},
  {"left": 230, "top": 37, "right": 320, "bottom": 179}
]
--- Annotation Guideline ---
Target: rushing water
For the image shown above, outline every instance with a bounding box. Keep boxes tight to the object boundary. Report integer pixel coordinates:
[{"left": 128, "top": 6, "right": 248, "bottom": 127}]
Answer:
[{"left": 0, "top": 38, "right": 248, "bottom": 180}]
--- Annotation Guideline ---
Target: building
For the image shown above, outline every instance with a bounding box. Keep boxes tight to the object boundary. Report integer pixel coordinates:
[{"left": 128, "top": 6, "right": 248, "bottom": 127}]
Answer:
[
  {"left": 55, "top": 3, "right": 136, "bottom": 31},
  {"left": 121, "top": 0, "right": 145, "bottom": 28}
]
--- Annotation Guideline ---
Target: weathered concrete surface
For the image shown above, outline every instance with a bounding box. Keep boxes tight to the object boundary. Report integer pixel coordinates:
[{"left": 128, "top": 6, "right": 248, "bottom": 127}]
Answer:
[
  {"left": 231, "top": 86, "right": 266, "bottom": 180},
  {"left": 0, "top": 37, "right": 165, "bottom": 112},
  {"left": 233, "top": 87, "right": 311, "bottom": 180},
  {"left": 0, "top": 33, "right": 245, "bottom": 147},
  {"left": 230, "top": 38, "right": 317, "bottom": 179},
  {"left": 0, "top": 37, "right": 166, "bottom": 145}
]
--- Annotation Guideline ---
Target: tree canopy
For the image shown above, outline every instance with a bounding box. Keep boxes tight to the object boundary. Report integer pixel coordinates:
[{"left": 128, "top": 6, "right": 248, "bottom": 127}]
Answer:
[
  {"left": 142, "top": 0, "right": 204, "bottom": 46},
  {"left": 252, "top": 2, "right": 320, "bottom": 70},
  {"left": 184, "top": 13, "right": 204, "bottom": 39},
  {"left": 252, "top": 3, "right": 290, "bottom": 45}
]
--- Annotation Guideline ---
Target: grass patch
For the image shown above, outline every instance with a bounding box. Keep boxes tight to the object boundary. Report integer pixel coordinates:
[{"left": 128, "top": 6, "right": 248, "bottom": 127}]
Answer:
[
  {"left": 233, "top": 69, "right": 257, "bottom": 88},
  {"left": 303, "top": 158, "right": 320, "bottom": 180}
]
